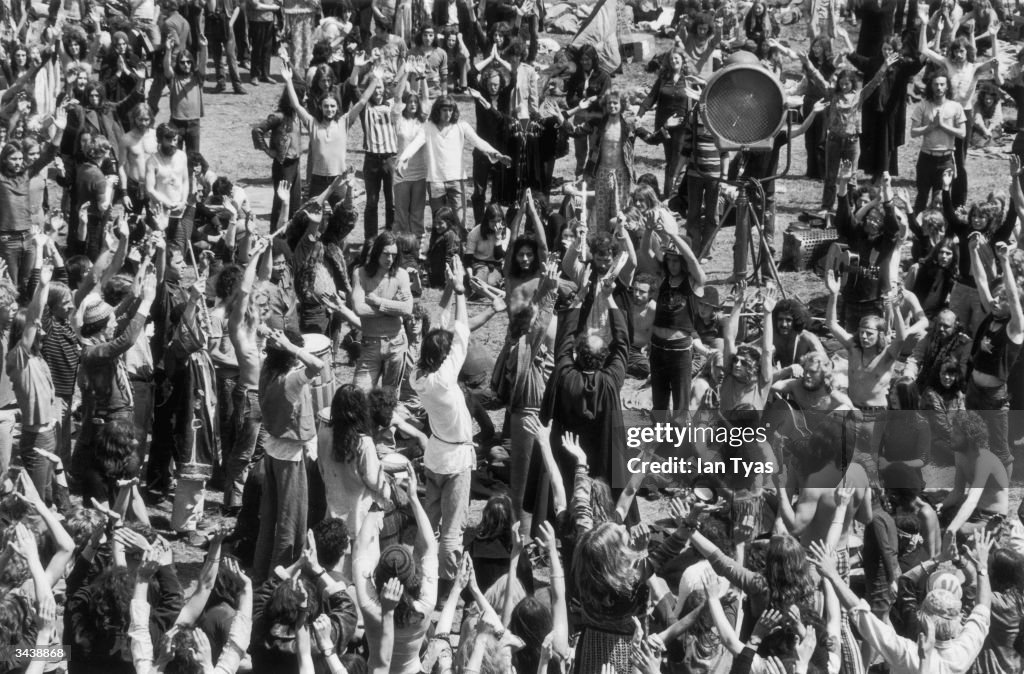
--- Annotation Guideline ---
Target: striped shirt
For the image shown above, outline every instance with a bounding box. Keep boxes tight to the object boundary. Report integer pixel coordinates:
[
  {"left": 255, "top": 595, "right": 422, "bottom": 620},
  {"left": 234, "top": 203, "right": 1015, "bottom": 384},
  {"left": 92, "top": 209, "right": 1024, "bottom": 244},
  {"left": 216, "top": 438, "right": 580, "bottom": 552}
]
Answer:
[
  {"left": 362, "top": 103, "right": 398, "bottom": 155},
  {"left": 41, "top": 316, "right": 80, "bottom": 399}
]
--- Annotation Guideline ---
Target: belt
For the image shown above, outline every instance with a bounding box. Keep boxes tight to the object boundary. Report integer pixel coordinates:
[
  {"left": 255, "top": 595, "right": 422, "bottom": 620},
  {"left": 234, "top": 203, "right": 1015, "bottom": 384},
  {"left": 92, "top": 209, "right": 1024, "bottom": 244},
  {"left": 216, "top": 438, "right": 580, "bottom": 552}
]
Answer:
[
  {"left": 921, "top": 149, "right": 954, "bottom": 157},
  {"left": 856, "top": 405, "right": 886, "bottom": 412}
]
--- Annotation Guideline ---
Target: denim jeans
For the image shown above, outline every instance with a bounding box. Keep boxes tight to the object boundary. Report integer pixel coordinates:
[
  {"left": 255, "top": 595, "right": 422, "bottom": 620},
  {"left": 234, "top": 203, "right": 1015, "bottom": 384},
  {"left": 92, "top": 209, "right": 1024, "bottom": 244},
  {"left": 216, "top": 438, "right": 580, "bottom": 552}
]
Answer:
[
  {"left": 225, "top": 387, "right": 265, "bottom": 508},
  {"left": 206, "top": 15, "right": 241, "bottom": 85},
  {"left": 966, "top": 380, "right": 1012, "bottom": 473},
  {"left": 394, "top": 179, "right": 426, "bottom": 242},
  {"left": 650, "top": 336, "right": 693, "bottom": 416},
  {"left": 354, "top": 332, "right": 408, "bottom": 393},
  {"left": 19, "top": 425, "right": 55, "bottom": 505},
  {"left": 217, "top": 372, "right": 238, "bottom": 470},
  {"left": 253, "top": 455, "right": 308, "bottom": 583},
  {"left": 364, "top": 152, "right": 395, "bottom": 239},
  {"left": 425, "top": 466, "right": 472, "bottom": 580},
  {"left": 429, "top": 180, "right": 464, "bottom": 222},
  {"left": 0, "top": 230, "right": 33, "bottom": 295}
]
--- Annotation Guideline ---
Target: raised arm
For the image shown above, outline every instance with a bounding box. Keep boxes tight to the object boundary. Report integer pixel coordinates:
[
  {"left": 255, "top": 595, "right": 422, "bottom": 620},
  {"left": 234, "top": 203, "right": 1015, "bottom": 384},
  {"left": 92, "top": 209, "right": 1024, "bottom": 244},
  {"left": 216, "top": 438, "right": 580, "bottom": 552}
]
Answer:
[
  {"left": 280, "top": 62, "right": 314, "bottom": 126},
  {"left": 825, "top": 270, "right": 855, "bottom": 349}
]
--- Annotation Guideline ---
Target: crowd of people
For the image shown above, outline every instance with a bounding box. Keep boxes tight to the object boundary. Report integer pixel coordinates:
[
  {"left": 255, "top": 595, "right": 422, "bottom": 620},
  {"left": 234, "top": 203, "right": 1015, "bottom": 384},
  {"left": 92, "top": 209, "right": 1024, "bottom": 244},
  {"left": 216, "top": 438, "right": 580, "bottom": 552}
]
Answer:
[{"left": 3, "top": 0, "right": 1024, "bottom": 671}]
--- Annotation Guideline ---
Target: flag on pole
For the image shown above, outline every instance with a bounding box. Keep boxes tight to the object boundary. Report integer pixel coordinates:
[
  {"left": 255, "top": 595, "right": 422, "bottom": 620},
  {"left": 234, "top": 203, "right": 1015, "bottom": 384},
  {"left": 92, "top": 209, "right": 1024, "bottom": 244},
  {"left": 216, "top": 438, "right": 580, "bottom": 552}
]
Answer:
[{"left": 570, "top": 0, "right": 622, "bottom": 74}]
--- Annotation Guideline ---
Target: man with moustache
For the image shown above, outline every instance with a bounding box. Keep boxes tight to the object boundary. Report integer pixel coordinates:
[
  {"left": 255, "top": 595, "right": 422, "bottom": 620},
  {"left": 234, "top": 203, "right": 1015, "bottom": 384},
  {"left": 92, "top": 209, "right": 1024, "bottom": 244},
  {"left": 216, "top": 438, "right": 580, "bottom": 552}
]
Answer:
[{"left": 903, "top": 308, "right": 972, "bottom": 388}]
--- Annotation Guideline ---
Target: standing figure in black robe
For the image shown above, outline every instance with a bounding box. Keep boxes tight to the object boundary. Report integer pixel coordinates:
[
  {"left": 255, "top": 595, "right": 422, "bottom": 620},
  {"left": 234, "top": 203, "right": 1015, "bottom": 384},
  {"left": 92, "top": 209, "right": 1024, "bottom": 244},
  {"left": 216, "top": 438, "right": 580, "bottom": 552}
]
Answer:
[
  {"left": 536, "top": 290, "right": 633, "bottom": 517},
  {"left": 852, "top": 41, "right": 924, "bottom": 178}
]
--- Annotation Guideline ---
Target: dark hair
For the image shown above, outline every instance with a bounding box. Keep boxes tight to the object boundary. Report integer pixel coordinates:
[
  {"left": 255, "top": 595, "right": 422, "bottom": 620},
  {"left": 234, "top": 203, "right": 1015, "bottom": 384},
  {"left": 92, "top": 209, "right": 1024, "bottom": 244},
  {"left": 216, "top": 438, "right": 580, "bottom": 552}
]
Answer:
[
  {"left": 313, "top": 517, "right": 351, "bottom": 569},
  {"left": 773, "top": 298, "right": 810, "bottom": 333},
  {"left": 889, "top": 376, "right": 920, "bottom": 410},
  {"left": 480, "top": 203, "right": 503, "bottom": 239},
  {"left": 309, "top": 63, "right": 337, "bottom": 97},
  {"left": 509, "top": 597, "right": 553, "bottom": 674},
  {"left": 925, "top": 69, "right": 954, "bottom": 100},
  {"left": 311, "top": 39, "right": 333, "bottom": 66},
  {"left": 367, "top": 388, "right": 398, "bottom": 428},
  {"left": 931, "top": 354, "right": 964, "bottom": 391},
  {"left": 278, "top": 80, "right": 306, "bottom": 117},
  {"left": 419, "top": 328, "right": 454, "bottom": 374},
  {"left": 187, "top": 151, "right": 209, "bottom": 175},
  {"left": 953, "top": 410, "right": 989, "bottom": 452},
  {"left": 509, "top": 236, "right": 541, "bottom": 280},
  {"left": 365, "top": 231, "right": 403, "bottom": 277},
  {"left": 215, "top": 264, "right": 243, "bottom": 300},
  {"left": 475, "top": 494, "right": 514, "bottom": 549},
  {"left": 573, "top": 44, "right": 599, "bottom": 69},
  {"left": 0, "top": 593, "right": 37, "bottom": 665},
  {"left": 94, "top": 419, "right": 139, "bottom": 481},
  {"left": 947, "top": 35, "right": 976, "bottom": 62},
  {"left": 209, "top": 554, "right": 246, "bottom": 611},
  {"left": 263, "top": 328, "right": 303, "bottom": 377},
  {"left": 402, "top": 90, "right": 427, "bottom": 122},
  {"left": 65, "top": 254, "right": 92, "bottom": 290},
  {"left": 794, "top": 417, "right": 845, "bottom": 474},
  {"left": 329, "top": 384, "right": 372, "bottom": 463},
  {"left": 102, "top": 273, "right": 134, "bottom": 306},
  {"left": 428, "top": 96, "right": 460, "bottom": 125},
  {"left": 991, "top": 547, "right": 1024, "bottom": 592},
  {"left": 588, "top": 231, "right": 620, "bottom": 258},
  {"left": 74, "top": 566, "right": 133, "bottom": 650}
]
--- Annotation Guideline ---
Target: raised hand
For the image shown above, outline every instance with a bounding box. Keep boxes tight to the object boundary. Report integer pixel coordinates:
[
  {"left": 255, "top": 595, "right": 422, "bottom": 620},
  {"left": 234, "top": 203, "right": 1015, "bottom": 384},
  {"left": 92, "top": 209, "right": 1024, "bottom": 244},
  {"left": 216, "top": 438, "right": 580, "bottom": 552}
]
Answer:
[
  {"left": 561, "top": 431, "right": 587, "bottom": 465},
  {"left": 836, "top": 485, "right": 855, "bottom": 506},
  {"left": 280, "top": 62, "right": 293, "bottom": 81},
  {"left": 1011, "top": 155, "right": 1023, "bottom": 178},
  {"left": 837, "top": 158, "right": 854, "bottom": 183},
  {"left": 807, "top": 540, "right": 838, "bottom": 578},
  {"left": 380, "top": 576, "right": 403, "bottom": 612},
  {"left": 277, "top": 180, "right": 292, "bottom": 203},
  {"left": 761, "top": 285, "right": 779, "bottom": 313},
  {"left": 312, "top": 614, "right": 334, "bottom": 651},
  {"left": 752, "top": 608, "right": 785, "bottom": 641}
]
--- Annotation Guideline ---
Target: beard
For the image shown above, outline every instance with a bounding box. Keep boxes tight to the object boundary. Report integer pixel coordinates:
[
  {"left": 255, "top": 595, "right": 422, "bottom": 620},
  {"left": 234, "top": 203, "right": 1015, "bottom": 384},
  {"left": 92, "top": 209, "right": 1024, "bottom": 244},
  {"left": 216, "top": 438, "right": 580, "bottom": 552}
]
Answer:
[{"left": 159, "top": 144, "right": 176, "bottom": 157}]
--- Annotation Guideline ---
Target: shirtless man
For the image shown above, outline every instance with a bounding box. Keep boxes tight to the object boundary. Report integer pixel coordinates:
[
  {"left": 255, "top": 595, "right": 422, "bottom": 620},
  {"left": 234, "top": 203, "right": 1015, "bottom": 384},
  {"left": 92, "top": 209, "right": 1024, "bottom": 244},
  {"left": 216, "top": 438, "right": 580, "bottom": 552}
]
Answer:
[
  {"left": 145, "top": 123, "right": 190, "bottom": 245},
  {"left": 224, "top": 235, "right": 271, "bottom": 513},
  {"left": 938, "top": 409, "right": 1009, "bottom": 542},
  {"left": 629, "top": 274, "right": 656, "bottom": 378},
  {"left": 778, "top": 420, "right": 873, "bottom": 556},
  {"left": 118, "top": 102, "right": 157, "bottom": 214},
  {"left": 772, "top": 351, "right": 853, "bottom": 413}
]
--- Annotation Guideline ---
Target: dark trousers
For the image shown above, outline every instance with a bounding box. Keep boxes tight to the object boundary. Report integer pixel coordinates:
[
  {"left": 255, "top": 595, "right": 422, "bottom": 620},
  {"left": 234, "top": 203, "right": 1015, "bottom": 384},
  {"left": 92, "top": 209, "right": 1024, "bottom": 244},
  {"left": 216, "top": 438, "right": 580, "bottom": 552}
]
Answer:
[
  {"left": 206, "top": 15, "right": 242, "bottom": 85},
  {"left": 0, "top": 230, "right": 34, "bottom": 297},
  {"left": 363, "top": 152, "right": 395, "bottom": 239},
  {"left": 271, "top": 158, "right": 301, "bottom": 228},
  {"left": 660, "top": 125, "right": 686, "bottom": 199},
  {"left": 650, "top": 336, "right": 693, "bottom": 414},
  {"left": 249, "top": 21, "right": 274, "bottom": 78},
  {"left": 913, "top": 151, "right": 956, "bottom": 214},
  {"left": 234, "top": 11, "right": 249, "bottom": 61},
  {"left": 471, "top": 148, "right": 501, "bottom": 222},
  {"left": 147, "top": 50, "right": 168, "bottom": 114},
  {"left": 171, "top": 117, "right": 201, "bottom": 154}
]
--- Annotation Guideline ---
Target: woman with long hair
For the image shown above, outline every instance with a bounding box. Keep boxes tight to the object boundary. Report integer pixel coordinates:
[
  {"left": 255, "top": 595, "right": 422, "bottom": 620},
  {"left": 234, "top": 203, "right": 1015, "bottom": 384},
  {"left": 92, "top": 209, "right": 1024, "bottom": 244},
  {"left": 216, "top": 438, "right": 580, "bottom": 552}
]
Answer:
[
  {"left": 410, "top": 25, "right": 448, "bottom": 97},
  {"left": 392, "top": 63, "right": 431, "bottom": 249},
  {"left": 904, "top": 235, "right": 958, "bottom": 318},
  {"left": 466, "top": 494, "right": 534, "bottom": 593},
  {"left": 317, "top": 384, "right": 391, "bottom": 543},
  {"left": 741, "top": 0, "right": 779, "bottom": 50},
  {"left": 920, "top": 355, "right": 966, "bottom": 464},
  {"left": 637, "top": 48, "right": 690, "bottom": 197},
  {"left": 351, "top": 231, "right": 414, "bottom": 392},
  {"left": 252, "top": 83, "right": 307, "bottom": 226},
  {"left": 466, "top": 202, "right": 508, "bottom": 287},
  {"left": 635, "top": 185, "right": 707, "bottom": 417},
  {"left": 799, "top": 36, "right": 836, "bottom": 179},
  {"left": 565, "top": 44, "right": 611, "bottom": 178}
]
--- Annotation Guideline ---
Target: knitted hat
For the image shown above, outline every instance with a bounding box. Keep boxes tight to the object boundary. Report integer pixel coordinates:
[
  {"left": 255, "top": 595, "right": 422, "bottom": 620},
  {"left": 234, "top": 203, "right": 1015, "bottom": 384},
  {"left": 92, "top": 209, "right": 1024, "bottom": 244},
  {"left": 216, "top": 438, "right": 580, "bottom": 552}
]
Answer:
[
  {"left": 378, "top": 544, "right": 417, "bottom": 585},
  {"left": 82, "top": 296, "right": 114, "bottom": 330},
  {"left": 921, "top": 588, "right": 962, "bottom": 620}
]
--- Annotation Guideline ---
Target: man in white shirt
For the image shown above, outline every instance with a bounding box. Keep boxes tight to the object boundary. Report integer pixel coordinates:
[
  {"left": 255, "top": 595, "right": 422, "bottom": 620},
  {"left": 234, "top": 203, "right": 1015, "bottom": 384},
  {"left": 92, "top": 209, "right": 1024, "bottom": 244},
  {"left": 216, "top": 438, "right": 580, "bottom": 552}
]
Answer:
[
  {"left": 410, "top": 257, "right": 473, "bottom": 584},
  {"left": 911, "top": 72, "right": 966, "bottom": 212}
]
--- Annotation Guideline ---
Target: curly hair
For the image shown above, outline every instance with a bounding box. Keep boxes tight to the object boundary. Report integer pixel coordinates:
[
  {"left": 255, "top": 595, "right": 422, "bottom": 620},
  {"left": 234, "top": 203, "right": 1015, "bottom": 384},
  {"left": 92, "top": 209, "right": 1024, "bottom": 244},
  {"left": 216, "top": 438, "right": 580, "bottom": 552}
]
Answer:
[
  {"left": 94, "top": 419, "right": 139, "bottom": 482},
  {"left": 0, "top": 593, "right": 37, "bottom": 665},
  {"left": 953, "top": 410, "right": 989, "bottom": 451},
  {"left": 773, "top": 298, "right": 811, "bottom": 334},
  {"left": 509, "top": 236, "right": 541, "bottom": 280},
  {"left": 74, "top": 567, "right": 134, "bottom": 651},
  {"left": 764, "top": 534, "right": 818, "bottom": 610},
  {"left": 313, "top": 517, "right": 351, "bottom": 569},
  {"left": 572, "top": 522, "right": 640, "bottom": 610},
  {"left": 215, "top": 264, "right": 243, "bottom": 301}
]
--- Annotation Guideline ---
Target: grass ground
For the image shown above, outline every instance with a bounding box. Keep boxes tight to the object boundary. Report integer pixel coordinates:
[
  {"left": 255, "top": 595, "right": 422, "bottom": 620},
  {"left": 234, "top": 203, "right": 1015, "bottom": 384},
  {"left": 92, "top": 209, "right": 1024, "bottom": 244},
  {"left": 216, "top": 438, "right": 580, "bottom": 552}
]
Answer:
[{"left": 143, "top": 13, "right": 1024, "bottom": 576}]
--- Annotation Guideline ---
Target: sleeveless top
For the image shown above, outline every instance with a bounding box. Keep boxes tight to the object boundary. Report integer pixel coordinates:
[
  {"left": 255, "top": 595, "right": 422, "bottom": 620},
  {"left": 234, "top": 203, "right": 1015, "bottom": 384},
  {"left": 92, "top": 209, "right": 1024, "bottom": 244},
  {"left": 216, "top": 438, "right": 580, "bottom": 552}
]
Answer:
[{"left": 653, "top": 276, "right": 696, "bottom": 332}]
